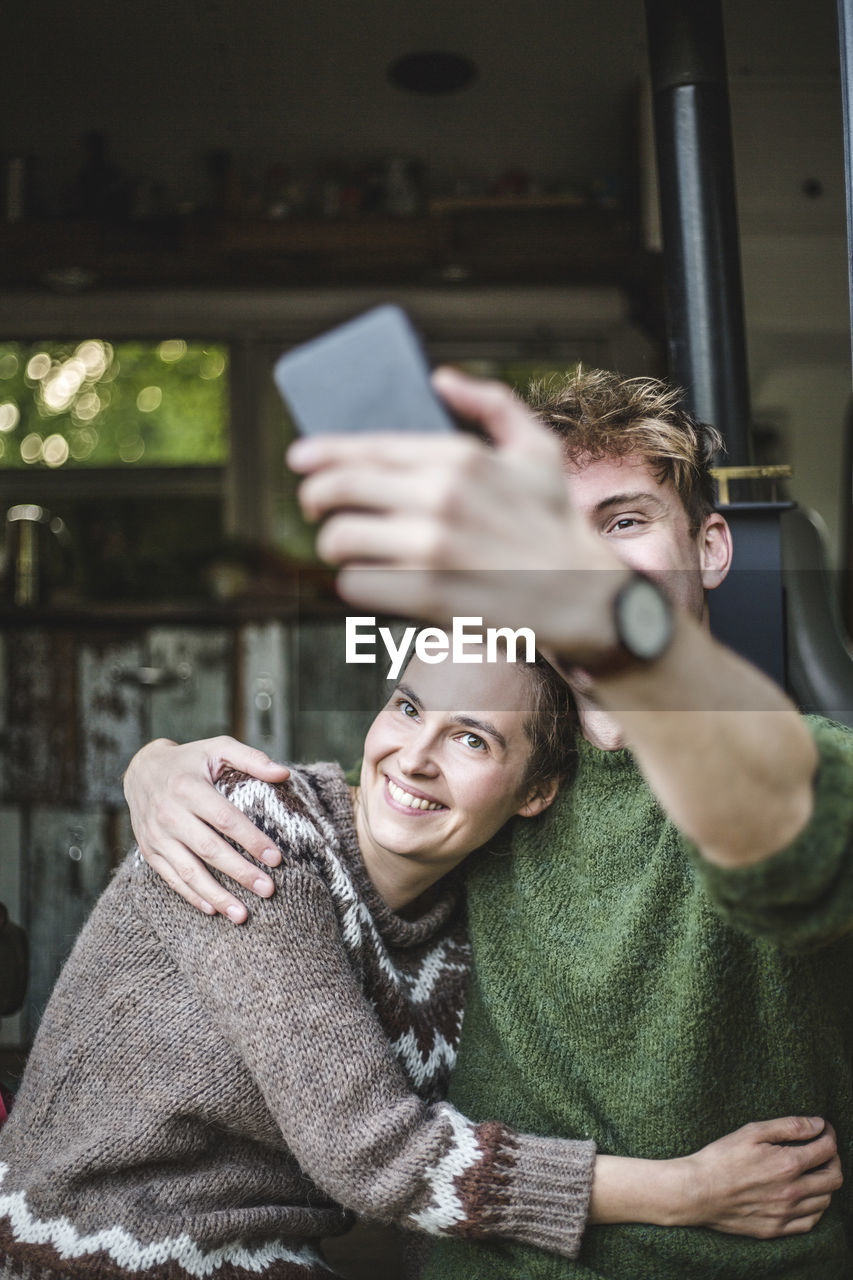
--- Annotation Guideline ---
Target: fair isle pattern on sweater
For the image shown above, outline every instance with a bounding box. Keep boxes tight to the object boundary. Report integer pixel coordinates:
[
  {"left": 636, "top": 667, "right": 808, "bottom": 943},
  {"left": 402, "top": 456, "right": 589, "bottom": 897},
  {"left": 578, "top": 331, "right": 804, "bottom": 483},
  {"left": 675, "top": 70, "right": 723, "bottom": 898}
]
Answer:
[
  {"left": 0, "top": 764, "right": 595, "bottom": 1280},
  {"left": 220, "top": 772, "right": 467, "bottom": 1098},
  {"left": 0, "top": 1167, "right": 331, "bottom": 1277}
]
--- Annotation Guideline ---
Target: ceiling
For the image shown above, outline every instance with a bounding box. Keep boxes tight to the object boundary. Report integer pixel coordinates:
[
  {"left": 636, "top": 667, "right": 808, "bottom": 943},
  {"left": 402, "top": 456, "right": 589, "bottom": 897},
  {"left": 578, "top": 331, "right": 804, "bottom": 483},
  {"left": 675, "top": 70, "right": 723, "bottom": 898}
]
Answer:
[{"left": 4, "top": 0, "right": 842, "bottom": 215}]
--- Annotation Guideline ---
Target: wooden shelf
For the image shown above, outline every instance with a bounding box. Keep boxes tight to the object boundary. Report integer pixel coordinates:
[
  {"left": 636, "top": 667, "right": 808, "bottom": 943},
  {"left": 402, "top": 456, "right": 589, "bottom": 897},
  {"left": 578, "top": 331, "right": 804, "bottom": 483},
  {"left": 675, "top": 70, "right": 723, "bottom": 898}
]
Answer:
[
  {"left": 428, "top": 193, "right": 589, "bottom": 213},
  {"left": 0, "top": 207, "right": 659, "bottom": 293}
]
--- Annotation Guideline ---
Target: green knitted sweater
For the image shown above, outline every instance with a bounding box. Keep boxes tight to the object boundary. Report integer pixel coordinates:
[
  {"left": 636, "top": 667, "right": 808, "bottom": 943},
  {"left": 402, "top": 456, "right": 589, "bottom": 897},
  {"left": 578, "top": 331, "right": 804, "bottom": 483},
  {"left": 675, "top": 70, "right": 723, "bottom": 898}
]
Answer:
[{"left": 425, "top": 716, "right": 853, "bottom": 1279}]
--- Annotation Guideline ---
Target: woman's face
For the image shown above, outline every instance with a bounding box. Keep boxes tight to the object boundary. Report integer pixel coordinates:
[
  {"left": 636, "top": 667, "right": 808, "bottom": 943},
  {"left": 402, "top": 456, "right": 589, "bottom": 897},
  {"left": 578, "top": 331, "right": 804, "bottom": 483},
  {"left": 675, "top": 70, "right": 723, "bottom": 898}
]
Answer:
[{"left": 357, "top": 654, "right": 555, "bottom": 881}]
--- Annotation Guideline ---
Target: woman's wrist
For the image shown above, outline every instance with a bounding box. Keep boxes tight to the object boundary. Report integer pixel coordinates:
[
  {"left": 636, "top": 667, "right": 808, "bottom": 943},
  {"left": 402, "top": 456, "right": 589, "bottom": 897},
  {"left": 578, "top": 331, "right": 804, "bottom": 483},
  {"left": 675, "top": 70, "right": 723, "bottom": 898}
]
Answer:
[{"left": 589, "top": 1154, "right": 700, "bottom": 1227}]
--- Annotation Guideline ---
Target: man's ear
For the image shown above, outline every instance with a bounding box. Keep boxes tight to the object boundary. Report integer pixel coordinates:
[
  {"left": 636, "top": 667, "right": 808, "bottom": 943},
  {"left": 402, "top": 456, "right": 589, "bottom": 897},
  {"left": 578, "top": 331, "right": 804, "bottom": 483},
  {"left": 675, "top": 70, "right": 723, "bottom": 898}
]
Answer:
[
  {"left": 699, "top": 512, "right": 733, "bottom": 591},
  {"left": 515, "top": 778, "right": 559, "bottom": 820}
]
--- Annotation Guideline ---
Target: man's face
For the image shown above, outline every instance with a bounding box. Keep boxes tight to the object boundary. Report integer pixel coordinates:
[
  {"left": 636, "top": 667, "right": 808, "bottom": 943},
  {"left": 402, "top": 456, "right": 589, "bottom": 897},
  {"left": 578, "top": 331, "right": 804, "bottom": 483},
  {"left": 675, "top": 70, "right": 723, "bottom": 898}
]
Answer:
[{"left": 563, "top": 451, "right": 729, "bottom": 623}]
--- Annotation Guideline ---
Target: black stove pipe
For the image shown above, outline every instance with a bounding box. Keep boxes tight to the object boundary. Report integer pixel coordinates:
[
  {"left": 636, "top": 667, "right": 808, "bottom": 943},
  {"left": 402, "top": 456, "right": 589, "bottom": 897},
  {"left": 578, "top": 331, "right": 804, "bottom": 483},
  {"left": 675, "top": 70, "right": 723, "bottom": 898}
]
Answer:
[
  {"left": 837, "top": 0, "right": 853, "bottom": 381},
  {"left": 644, "top": 0, "right": 752, "bottom": 463}
]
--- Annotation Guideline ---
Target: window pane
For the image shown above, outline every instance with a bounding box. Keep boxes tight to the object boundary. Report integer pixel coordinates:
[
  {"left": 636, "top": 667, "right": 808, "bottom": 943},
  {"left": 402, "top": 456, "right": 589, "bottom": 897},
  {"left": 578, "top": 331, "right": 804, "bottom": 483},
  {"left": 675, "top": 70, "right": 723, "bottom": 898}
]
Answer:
[{"left": 0, "top": 340, "right": 228, "bottom": 468}]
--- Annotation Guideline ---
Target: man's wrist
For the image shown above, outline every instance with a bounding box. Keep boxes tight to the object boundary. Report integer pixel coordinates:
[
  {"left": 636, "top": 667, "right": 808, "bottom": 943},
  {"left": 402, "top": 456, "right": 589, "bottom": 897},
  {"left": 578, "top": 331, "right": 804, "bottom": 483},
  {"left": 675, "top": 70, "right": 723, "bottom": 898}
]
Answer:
[
  {"left": 584, "top": 572, "right": 675, "bottom": 679},
  {"left": 550, "top": 569, "right": 674, "bottom": 681}
]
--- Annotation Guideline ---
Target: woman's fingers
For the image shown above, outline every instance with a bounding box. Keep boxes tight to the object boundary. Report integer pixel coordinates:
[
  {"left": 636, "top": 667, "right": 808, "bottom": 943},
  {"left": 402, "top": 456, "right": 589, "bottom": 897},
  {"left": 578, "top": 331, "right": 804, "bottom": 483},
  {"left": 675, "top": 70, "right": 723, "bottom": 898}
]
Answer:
[
  {"left": 688, "top": 1114, "right": 843, "bottom": 1238},
  {"left": 796, "top": 1151, "right": 844, "bottom": 1198},
  {"left": 781, "top": 1129, "right": 838, "bottom": 1176},
  {"left": 785, "top": 1192, "right": 833, "bottom": 1217}
]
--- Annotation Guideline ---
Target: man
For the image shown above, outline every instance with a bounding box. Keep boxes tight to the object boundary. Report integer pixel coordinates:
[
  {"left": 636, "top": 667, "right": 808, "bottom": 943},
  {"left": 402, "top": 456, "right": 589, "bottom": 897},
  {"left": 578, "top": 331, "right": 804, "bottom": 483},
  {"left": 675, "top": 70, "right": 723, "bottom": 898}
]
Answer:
[{"left": 125, "top": 366, "right": 852, "bottom": 1277}]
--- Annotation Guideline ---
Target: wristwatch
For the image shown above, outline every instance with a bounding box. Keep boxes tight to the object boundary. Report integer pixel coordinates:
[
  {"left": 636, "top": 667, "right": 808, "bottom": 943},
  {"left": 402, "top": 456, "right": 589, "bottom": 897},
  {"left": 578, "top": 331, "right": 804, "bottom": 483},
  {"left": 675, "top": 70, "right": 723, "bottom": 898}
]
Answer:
[{"left": 583, "top": 571, "right": 675, "bottom": 678}]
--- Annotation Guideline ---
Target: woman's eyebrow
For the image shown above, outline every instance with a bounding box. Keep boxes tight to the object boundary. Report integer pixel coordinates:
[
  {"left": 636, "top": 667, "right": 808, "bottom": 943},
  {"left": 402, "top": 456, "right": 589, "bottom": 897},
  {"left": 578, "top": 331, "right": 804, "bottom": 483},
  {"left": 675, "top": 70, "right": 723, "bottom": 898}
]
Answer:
[
  {"left": 395, "top": 684, "right": 507, "bottom": 749},
  {"left": 453, "top": 715, "right": 507, "bottom": 750}
]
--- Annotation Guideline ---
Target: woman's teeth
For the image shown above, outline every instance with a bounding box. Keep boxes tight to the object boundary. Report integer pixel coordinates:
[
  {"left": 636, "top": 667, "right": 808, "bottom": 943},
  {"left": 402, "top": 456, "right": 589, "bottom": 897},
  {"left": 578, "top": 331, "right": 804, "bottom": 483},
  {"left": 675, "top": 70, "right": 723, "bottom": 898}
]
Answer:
[{"left": 387, "top": 779, "right": 443, "bottom": 811}]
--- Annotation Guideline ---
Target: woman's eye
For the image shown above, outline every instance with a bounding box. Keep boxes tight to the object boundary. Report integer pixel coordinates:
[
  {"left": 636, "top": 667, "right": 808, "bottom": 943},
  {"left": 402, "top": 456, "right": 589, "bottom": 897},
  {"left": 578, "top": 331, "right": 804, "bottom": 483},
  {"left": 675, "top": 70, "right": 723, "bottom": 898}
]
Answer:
[
  {"left": 461, "top": 733, "right": 487, "bottom": 751},
  {"left": 399, "top": 700, "right": 419, "bottom": 719}
]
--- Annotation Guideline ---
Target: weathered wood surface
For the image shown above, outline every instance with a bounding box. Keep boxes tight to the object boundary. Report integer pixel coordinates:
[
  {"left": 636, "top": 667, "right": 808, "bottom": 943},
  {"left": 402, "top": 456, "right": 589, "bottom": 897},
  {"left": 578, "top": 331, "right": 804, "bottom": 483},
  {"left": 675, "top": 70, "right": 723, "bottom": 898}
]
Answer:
[
  {"left": 146, "top": 627, "right": 232, "bottom": 743},
  {"left": 26, "top": 808, "right": 111, "bottom": 1040},
  {"left": 0, "top": 807, "right": 24, "bottom": 1048},
  {"left": 2, "top": 629, "right": 77, "bottom": 804},
  {"left": 289, "top": 619, "right": 392, "bottom": 769},
  {"left": 1, "top": 617, "right": 408, "bottom": 1049},
  {"left": 78, "top": 636, "right": 145, "bottom": 807},
  {"left": 238, "top": 621, "right": 291, "bottom": 764}
]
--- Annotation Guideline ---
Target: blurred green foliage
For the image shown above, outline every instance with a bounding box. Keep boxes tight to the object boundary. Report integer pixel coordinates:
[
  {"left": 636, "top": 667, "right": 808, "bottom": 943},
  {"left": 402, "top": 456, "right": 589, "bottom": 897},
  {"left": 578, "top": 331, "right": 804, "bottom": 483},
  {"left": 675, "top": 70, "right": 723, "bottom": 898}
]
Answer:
[{"left": 0, "top": 339, "right": 228, "bottom": 468}]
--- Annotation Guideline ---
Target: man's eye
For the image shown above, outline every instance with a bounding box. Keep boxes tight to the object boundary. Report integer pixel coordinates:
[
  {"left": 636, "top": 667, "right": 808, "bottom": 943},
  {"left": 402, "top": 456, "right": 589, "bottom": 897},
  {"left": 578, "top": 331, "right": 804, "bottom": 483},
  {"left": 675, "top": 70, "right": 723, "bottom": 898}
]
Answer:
[
  {"left": 610, "top": 517, "right": 638, "bottom": 532},
  {"left": 399, "top": 700, "right": 419, "bottom": 719},
  {"left": 461, "top": 733, "right": 487, "bottom": 751}
]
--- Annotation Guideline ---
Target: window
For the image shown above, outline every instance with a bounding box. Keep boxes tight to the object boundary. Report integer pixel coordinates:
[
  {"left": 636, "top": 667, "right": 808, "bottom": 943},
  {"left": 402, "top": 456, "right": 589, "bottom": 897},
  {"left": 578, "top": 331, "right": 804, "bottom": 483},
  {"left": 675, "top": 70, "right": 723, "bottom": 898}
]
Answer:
[
  {"left": 0, "top": 340, "right": 229, "bottom": 603},
  {"left": 0, "top": 340, "right": 227, "bottom": 469}
]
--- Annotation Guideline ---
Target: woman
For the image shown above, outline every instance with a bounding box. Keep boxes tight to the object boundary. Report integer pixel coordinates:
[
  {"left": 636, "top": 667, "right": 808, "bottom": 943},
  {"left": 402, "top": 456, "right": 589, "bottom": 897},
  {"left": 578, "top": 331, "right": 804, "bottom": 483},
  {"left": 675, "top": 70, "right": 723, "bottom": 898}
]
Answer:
[{"left": 0, "top": 653, "right": 840, "bottom": 1280}]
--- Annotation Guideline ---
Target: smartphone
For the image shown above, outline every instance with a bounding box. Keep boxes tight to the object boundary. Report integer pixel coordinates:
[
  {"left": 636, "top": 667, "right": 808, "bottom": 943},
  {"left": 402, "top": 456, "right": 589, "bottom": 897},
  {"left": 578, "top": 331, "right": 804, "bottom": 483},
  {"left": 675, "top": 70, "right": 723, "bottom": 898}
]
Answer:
[{"left": 273, "top": 304, "right": 456, "bottom": 435}]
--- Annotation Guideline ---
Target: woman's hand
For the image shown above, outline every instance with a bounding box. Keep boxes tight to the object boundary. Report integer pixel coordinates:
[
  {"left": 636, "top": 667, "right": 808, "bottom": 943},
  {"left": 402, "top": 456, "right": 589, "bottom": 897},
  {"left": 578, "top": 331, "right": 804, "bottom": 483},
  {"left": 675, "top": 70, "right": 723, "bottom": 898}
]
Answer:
[
  {"left": 123, "top": 737, "right": 290, "bottom": 922},
  {"left": 589, "top": 1115, "right": 842, "bottom": 1237},
  {"left": 680, "top": 1115, "right": 842, "bottom": 1236}
]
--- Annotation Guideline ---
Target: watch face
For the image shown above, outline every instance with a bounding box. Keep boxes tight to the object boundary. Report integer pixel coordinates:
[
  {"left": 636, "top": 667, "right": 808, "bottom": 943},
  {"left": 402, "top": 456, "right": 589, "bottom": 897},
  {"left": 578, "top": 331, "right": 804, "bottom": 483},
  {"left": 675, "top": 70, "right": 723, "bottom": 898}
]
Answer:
[{"left": 617, "top": 576, "right": 673, "bottom": 660}]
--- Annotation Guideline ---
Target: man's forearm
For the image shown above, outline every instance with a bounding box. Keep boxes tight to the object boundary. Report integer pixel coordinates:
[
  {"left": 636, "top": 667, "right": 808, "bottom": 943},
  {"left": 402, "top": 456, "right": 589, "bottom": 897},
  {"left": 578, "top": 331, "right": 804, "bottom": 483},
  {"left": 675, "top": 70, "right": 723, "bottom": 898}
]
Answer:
[{"left": 587, "top": 612, "right": 818, "bottom": 868}]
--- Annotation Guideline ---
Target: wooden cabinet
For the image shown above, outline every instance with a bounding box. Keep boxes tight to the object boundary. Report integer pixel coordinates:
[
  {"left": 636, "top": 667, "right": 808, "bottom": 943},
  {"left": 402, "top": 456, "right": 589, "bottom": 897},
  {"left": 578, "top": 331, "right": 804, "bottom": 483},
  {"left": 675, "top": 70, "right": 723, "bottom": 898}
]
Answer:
[{"left": 0, "top": 612, "right": 389, "bottom": 1048}]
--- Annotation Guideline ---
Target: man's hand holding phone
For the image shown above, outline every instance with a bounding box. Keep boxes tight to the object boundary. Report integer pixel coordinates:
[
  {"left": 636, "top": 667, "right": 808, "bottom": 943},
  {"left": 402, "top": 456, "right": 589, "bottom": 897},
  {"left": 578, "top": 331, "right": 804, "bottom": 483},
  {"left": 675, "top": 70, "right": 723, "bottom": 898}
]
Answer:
[{"left": 285, "top": 357, "right": 624, "bottom": 664}]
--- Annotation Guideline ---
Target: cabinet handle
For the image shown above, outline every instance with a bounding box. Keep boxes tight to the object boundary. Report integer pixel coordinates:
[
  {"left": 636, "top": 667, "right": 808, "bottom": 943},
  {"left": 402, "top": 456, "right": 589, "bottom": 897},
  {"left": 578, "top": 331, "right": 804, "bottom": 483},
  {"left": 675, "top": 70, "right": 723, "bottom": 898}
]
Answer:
[
  {"left": 254, "top": 675, "right": 275, "bottom": 740},
  {"left": 112, "top": 662, "right": 193, "bottom": 689}
]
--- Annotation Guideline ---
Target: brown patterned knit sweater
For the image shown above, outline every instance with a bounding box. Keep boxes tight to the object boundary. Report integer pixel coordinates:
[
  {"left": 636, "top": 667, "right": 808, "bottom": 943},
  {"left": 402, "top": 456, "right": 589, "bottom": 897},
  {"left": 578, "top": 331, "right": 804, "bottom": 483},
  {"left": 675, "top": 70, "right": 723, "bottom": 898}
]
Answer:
[{"left": 0, "top": 764, "right": 595, "bottom": 1280}]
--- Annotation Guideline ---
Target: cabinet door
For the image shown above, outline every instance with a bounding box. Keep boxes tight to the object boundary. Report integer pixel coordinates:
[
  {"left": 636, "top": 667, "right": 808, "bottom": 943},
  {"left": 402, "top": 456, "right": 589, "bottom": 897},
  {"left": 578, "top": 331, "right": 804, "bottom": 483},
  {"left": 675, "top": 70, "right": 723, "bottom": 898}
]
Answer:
[
  {"left": 78, "top": 635, "right": 145, "bottom": 808},
  {"left": 238, "top": 621, "right": 291, "bottom": 764},
  {"left": 0, "top": 806, "right": 24, "bottom": 1049},
  {"left": 25, "top": 808, "right": 111, "bottom": 1040},
  {"left": 146, "top": 627, "right": 232, "bottom": 743},
  {"left": 1, "top": 629, "right": 77, "bottom": 804},
  {"left": 288, "top": 618, "right": 391, "bottom": 770}
]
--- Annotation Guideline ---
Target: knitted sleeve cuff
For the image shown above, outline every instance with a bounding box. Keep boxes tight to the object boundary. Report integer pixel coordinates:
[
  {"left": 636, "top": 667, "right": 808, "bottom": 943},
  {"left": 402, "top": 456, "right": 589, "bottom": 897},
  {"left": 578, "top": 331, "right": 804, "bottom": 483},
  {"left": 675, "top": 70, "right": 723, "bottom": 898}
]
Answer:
[
  {"left": 686, "top": 715, "right": 853, "bottom": 947},
  {"left": 406, "top": 1114, "right": 595, "bottom": 1259},
  {"left": 498, "top": 1133, "right": 596, "bottom": 1258}
]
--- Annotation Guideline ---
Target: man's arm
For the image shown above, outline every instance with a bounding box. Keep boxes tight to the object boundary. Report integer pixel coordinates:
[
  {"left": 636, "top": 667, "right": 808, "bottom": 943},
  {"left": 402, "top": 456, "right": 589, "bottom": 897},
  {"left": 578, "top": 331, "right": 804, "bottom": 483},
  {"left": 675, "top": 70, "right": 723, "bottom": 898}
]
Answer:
[
  {"left": 586, "top": 616, "right": 818, "bottom": 868},
  {"left": 287, "top": 366, "right": 818, "bottom": 872}
]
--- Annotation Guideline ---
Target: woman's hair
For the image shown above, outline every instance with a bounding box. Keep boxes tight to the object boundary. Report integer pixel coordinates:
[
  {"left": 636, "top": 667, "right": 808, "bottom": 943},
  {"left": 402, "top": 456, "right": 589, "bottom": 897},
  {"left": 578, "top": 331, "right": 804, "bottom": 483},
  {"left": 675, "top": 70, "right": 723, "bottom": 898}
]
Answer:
[
  {"left": 517, "top": 654, "right": 577, "bottom": 798},
  {"left": 526, "top": 367, "right": 724, "bottom": 535}
]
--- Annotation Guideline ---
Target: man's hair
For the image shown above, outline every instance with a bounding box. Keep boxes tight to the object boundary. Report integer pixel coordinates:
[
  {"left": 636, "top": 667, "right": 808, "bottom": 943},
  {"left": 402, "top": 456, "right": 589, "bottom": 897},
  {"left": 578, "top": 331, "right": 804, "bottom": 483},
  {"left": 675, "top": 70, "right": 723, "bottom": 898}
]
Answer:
[
  {"left": 518, "top": 655, "right": 577, "bottom": 798},
  {"left": 526, "top": 367, "right": 724, "bottom": 534}
]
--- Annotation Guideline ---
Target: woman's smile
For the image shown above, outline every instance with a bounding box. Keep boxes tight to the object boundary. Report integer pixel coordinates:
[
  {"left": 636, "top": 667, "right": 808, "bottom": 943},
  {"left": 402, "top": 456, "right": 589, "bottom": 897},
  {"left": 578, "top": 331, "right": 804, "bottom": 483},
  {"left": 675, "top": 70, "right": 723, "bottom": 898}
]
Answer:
[{"left": 384, "top": 774, "right": 448, "bottom": 813}]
